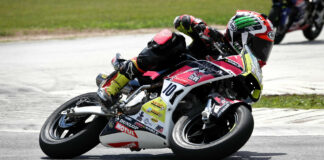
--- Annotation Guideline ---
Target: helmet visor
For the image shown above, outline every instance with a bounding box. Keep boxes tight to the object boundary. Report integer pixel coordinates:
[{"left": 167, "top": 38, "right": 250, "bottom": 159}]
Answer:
[{"left": 249, "top": 36, "right": 273, "bottom": 62}]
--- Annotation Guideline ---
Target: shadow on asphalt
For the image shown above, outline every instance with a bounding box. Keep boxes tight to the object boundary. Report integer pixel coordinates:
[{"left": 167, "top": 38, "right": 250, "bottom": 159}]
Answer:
[
  {"left": 280, "top": 40, "right": 324, "bottom": 45},
  {"left": 225, "top": 151, "right": 286, "bottom": 160},
  {"left": 42, "top": 153, "right": 176, "bottom": 160},
  {"left": 41, "top": 151, "right": 286, "bottom": 160}
]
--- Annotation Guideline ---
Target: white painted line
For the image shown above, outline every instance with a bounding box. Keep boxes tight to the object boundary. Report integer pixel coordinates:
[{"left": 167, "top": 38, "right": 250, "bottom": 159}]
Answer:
[{"left": 0, "top": 129, "right": 39, "bottom": 133}]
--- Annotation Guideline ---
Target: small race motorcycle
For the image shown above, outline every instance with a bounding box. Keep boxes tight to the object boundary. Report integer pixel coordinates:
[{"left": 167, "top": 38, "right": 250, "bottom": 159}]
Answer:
[
  {"left": 39, "top": 44, "right": 262, "bottom": 159},
  {"left": 268, "top": 0, "right": 324, "bottom": 44}
]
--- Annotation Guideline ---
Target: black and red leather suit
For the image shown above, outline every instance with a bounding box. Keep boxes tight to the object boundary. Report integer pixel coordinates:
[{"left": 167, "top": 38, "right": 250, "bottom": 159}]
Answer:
[{"left": 118, "top": 15, "right": 233, "bottom": 80}]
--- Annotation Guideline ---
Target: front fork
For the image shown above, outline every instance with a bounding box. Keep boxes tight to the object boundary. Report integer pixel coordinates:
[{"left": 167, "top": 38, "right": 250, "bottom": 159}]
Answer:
[{"left": 201, "top": 94, "right": 248, "bottom": 128}]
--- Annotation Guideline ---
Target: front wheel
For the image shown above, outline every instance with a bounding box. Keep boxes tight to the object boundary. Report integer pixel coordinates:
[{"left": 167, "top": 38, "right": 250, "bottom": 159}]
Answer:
[
  {"left": 268, "top": 6, "right": 286, "bottom": 44},
  {"left": 274, "top": 31, "right": 286, "bottom": 44},
  {"left": 39, "top": 92, "right": 109, "bottom": 158},
  {"left": 170, "top": 105, "right": 254, "bottom": 159}
]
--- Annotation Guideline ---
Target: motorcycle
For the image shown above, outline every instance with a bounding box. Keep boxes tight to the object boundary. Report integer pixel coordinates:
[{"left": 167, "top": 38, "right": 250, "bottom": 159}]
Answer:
[
  {"left": 268, "top": 0, "right": 324, "bottom": 44},
  {"left": 39, "top": 44, "right": 262, "bottom": 159}
]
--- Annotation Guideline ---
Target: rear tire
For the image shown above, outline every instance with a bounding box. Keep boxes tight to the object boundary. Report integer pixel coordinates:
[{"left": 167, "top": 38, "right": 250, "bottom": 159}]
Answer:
[
  {"left": 39, "top": 92, "right": 109, "bottom": 158},
  {"left": 303, "top": 1, "right": 324, "bottom": 41},
  {"left": 170, "top": 105, "right": 254, "bottom": 159},
  {"left": 303, "top": 22, "right": 323, "bottom": 41}
]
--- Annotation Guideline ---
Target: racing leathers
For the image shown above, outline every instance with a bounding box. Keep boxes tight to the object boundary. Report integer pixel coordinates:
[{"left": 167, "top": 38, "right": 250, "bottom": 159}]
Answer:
[{"left": 269, "top": 0, "right": 311, "bottom": 28}]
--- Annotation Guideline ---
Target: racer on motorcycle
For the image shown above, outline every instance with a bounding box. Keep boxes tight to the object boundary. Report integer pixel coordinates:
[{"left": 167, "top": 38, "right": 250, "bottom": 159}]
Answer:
[
  {"left": 269, "top": 0, "right": 313, "bottom": 28},
  {"left": 97, "top": 10, "right": 275, "bottom": 107},
  {"left": 270, "top": 0, "right": 298, "bottom": 27}
]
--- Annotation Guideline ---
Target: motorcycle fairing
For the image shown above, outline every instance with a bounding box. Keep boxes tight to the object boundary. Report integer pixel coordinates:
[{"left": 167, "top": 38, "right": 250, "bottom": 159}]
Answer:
[
  {"left": 166, "top": 60, "right": 238, "bottom": 86},
  {"left": 154, "top": 58, "right": 247, "bottom": 146},
  {"left": 100, "top": 47, "right": 262, "bottom": 149},
  {"left": 212, "top": 55, "right": 244, "bottom": 75},
  {"left": 156, "top": 48, "right": 261, "bottom": 146},
  {"left": 99, "top": 115, "right": 167, "bottom": 149},
  {"left": 240, "top": 46, "right": 263, "bottom": 101}
]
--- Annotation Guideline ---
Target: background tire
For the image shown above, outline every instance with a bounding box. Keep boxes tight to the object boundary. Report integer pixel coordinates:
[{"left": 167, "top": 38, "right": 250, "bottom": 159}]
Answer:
[
  {"left": 303, "top": 2, "right": 324, "bottom": 41},
  {"left": 268, "top": 6, "right": 286, "bottom": 44},
  {"left": 303, "top": 22, "right": 323, "bottom": 41},
  {"left": 170, "top": 105, "right": 254, "bottom": 159},
  {"left": 274, "top": 32, "right": 286, "bottom": 44},
  {"left": 39, "top": 92, "right": 109, "bottom": 158}
]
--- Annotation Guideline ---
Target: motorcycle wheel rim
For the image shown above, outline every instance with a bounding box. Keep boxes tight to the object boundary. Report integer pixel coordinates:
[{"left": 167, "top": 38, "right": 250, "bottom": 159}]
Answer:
[
  {"left": 181, "top": 112, "right": 238, "bottom": 145},
  {"left": 48, "top": 97, "right": 99, "bottom": 140}
]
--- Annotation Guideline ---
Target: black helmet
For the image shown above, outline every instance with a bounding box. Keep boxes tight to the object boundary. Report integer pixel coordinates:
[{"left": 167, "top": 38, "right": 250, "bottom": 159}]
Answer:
[{"left": 225, "top": 10, "right": 275, "bottom": 67}]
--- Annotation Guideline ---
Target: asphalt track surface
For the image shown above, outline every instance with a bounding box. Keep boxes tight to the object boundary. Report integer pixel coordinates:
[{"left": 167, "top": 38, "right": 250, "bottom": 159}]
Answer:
[
  {"left": 0, "top": 131, "right": 323, "bottom": 160},
  {"left": 0, "top": 30, "right": 324, "bottom": 159}
]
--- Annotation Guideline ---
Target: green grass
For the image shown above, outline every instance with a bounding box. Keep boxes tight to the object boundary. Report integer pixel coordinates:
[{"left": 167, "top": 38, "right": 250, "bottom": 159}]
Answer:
[
  {"left": 253, "top": 95, "right": 324, "bottom": 109},
  {"left": 0, "top": 0, "right": 271, "bottom": 36}
]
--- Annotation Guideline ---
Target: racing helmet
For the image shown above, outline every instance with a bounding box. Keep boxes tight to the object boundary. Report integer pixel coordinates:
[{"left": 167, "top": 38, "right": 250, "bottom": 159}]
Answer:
[{"left": 225, "top": 10, "right": 275, "bottom": 67}]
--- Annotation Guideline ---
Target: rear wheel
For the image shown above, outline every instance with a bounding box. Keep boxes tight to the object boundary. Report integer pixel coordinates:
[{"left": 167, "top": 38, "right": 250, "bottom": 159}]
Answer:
[
  {"left": 39, "top": 92, "right": 109, "bottom": 158},
  {"left": 170, "top": 105, "right": 254, "bottom": 159},
  {"left": 303, "top": 2, "right": 324, "bottom": 41},
  {"left": 303, "top": 20, "right": 323, "bottom": 41}
]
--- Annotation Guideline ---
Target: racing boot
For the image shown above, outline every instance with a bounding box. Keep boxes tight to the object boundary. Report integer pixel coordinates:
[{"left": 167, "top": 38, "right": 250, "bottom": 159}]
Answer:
[
  {"left": 97, "top": 71, "right": 130, "bottom": 108},
  {"left": 97, "top": 59, "right": 144, "bottom": 109}
]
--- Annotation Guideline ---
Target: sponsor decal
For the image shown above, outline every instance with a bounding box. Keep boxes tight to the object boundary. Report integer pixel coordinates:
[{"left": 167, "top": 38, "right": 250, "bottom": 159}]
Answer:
[
  {"left": 151, "top": 117, "right": 158, "bottom": 123},
  {"left": 136, "top": 111, "right": 144, "bottom": 121},
  {"left": 135, "top": 122, "right": 145, "bottom": 128},
  {"left": 155, "top": 125, "right": 164, "bottom": 133},
  {"left": 108, "top": 141, "right": 139, "bottom": 148},
  {"left": 144, "top": 118, "right": 152, "bottom": 126},
  {"left": 125, "top": 63, "right": 135, "bottom": 79},
  {"left": 119, "top": 119, "right": 139, "bottom": 130},
  {"left": 173, "top": 77, "right": 192, "bottom": 85},
  {"left": 146, "top": 107, "right": 161, "bottom": 117},
  {"left": 188, "top": 72, "right": 201, "bottom": 83},
  {"left": 225, "top": 58, "right": 243, "bottom": 70},
  {"left": 141, "top": 97, "right": 167, "bottom": 122},
  {"left": 144, "top": 125, "right": 160, "bottom": 136},
  {"left": 115, "top": 122, "right": 138, "bottom": 138},
  {"left": 151, "top": 101, "right": 165, "bottom": 110}
]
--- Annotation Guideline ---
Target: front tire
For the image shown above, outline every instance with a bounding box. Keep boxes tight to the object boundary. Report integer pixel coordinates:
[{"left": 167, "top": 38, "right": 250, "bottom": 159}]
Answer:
[
  {"left": 170, "top": 105, "right": 254, "bottom": 159},
  {"left": 274, "top": 31, "right": 286, "bottom": 44},
  {"left": 39, "top": 92, "right": 108, "bottom": 158},
  {"left": 268, "top": 6, "right": 286, "bottom": 44}
]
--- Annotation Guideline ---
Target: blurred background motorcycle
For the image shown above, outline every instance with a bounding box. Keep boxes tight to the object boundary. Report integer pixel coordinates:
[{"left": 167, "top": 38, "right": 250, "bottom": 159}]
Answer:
[{"left": 268, "top": 0, "right": 324, "bottom": 44}]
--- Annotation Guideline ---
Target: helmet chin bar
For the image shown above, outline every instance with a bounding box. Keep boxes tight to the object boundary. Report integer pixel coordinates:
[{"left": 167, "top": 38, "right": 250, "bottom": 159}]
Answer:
[
  {"left": 243, "top": 44, "right": 265, "bottom": 68},
  {"left": 241, "top": 32, "right": 249, "bottom": 46}
]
